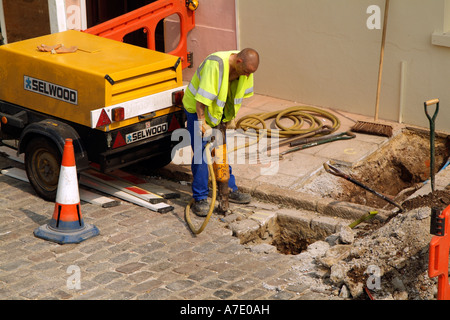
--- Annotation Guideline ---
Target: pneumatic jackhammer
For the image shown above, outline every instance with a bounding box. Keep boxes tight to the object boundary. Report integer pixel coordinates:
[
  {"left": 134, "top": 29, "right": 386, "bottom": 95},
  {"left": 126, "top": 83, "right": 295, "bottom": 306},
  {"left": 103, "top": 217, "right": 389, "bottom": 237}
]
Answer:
[
  {"left": 184, "top": 122, "right": 231, "bottom": 235},
  {"left": 212, "top": 122, "right": 230, "bottom": 215}
]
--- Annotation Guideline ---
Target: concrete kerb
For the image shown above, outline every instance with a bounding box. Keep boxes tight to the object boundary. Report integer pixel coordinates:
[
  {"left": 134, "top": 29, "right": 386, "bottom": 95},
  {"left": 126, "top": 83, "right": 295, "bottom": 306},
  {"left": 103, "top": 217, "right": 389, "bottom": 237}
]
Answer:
[
  {"left": 157, "top": 163, "right": 390, "bottom": 227},
  {"left": 236, "top": 176, "right": 391, "bottom": 221}
]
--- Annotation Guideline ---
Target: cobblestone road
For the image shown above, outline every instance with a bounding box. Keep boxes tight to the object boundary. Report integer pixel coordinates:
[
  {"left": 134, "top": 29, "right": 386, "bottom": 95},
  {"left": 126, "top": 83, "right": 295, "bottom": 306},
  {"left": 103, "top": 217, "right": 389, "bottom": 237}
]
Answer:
[{"left": 0, "top": 154, "right": 337, "bottom": 304}]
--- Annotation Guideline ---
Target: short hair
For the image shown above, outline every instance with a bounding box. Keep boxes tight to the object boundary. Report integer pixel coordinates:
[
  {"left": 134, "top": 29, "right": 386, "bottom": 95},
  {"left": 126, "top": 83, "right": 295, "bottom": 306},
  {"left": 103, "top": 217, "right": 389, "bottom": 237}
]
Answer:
[{"left": 237, "top": 48, "right": 259, "bottom": 68}]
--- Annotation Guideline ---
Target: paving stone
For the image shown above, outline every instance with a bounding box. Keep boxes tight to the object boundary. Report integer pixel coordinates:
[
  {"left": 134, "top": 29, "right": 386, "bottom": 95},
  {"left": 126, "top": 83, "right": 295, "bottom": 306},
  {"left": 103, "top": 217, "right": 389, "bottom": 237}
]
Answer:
[
  {"left": 104, "top": 279, "right": 132, "bottom": 291},
  {"left": 173, "top": 262, "right": 206, "bottom": 276},
  {"left": 148, "top": 261, "right": 175, "bottom": 272},
  {"left": 73, "top": 289, "right": 110, "bottom": 300},
  {"left": 78, "top": 241, "right": 113, "bottom": 254},
  {"left": 179, "top": 286, "right": 209, "bottom": 300},
  {"left": 54, "top": 252, "right": 85, "bottom": 264},
  {"left": 27, "top": 251, "right": 56, "bottom": 263},
  {"left": 19, "top": 279, "right": 64, "bottom": 299},
  {"left": 92, "top": 271, "right": 123, "bottom": 285},
  {"left": 86, "top": 250, "right": 112, "bottom": 262},
  {"left": 158, "top": 234, "right": 180, "bottom": 245},
  {"left": 130, "top": 279, "right": 163, "bottom": 293},
  {"left": 134, "top": 241, "right": 165, "bottom": 254},
  {"left": 49, "top": 289, "right": 73, "bottom": 300},
  {"left": 166, "top": 279, "right": 195, "bottom": 291},
  {"left": 252, "top": 267, "right": 279, "bottom": 280},
  {"left": 115, "top": 262, "right": 146, "bottom": 274},
  {"left": 286, "top": 283, "right": 310, "bottom": 294},
  {"left": 187, "top": 269, "right": 217, "bottom": 282},
  {"left": 218, "top": 269, "right": 245, "bottom": 281},
  {"left": 213, "top": 289, "right": 233, "bottom": 299},
  {"left": 238, "top": 288, "right": 267, "bottom": 299},
  {"left": 107, "top": 232, "right": 135, "bottom": 244},
  {"left": 217, "top": 243, "right": 246, "bottom": 254},
  {"left": 85, "top": 261, "right": 113, "bottom": 273},
  {"left": 138, "top": 287, "right": 172, "bottom": 300},
  {"left": 270, "top": 291, "right": 295, "bottom": 300},
  {"left": 227, "top": 278, "right": 258, "bottom": 293},
  {"left": 108, "top": 291, "right": 136, "bottom": 300},
  {"left": 0, "top": 287, "right": 14, "bottom": 299},
  {"left": 168, "top": 250, "right": 199, "bottom": 263},
  {"left": 201, "top": 279, "right": 227, "bottom": 289},
  {"left": 127, "top": 271, "right": 155, "bottom": 283},
  {"left": 0, "top": 259, "right": 31, "bottom": 271},
  {"left": 110, "top": 252, "right": 139, "bottom": 264}
]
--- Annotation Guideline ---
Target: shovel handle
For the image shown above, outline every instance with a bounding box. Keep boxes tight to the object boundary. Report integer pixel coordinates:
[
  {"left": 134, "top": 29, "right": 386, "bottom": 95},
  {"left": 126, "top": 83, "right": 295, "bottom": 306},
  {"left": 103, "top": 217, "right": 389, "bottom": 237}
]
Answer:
[
  {"left": 424, "top": 99, "right": 440, "bottom": 123},
  {"left": 323, "top": 162, "right": 347, "bottom": 178},
  {"left": 425, "top": 98, "right": 439, "bottom": 106}
]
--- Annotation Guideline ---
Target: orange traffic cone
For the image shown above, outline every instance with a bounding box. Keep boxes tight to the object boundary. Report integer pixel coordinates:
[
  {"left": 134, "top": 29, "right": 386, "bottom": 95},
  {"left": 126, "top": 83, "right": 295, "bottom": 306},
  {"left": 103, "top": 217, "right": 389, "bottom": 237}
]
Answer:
[{"left": 34, "top": 138, "right": 99, "bottom": 244}]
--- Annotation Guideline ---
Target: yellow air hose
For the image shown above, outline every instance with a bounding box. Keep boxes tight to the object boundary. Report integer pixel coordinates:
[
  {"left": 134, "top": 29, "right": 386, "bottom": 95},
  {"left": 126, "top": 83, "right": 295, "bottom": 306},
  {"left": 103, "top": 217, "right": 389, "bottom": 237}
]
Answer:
[
  {"left": 184, "top": 106, "right": 341, "bottom": 235},
  {"left": 236, "top": 106, "right": 340, "bottom": 138},
  {"left": 185, "top": 142, "right": 216, "bottom": 235}
]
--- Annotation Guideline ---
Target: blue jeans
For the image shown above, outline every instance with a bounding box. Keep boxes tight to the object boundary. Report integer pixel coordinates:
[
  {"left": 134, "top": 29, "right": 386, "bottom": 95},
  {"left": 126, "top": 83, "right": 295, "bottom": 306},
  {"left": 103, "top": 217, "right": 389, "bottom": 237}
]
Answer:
[{"left": 185, "top": 109, "right": 237, "bottom": 201}]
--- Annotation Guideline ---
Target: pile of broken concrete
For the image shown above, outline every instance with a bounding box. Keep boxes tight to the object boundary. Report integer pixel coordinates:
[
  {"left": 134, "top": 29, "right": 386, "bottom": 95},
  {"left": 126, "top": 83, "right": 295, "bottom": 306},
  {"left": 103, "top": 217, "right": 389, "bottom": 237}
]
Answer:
[{"left": 294, "top": 206, "right": 437, "bottom": 300}]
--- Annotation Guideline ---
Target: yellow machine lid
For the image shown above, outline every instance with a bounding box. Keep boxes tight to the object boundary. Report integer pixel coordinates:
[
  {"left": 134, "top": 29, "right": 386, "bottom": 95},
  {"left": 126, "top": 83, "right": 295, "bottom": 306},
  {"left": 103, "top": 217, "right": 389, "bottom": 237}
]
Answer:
[{"left": 1, "top": 30, "right": 179, "bottom": 82}]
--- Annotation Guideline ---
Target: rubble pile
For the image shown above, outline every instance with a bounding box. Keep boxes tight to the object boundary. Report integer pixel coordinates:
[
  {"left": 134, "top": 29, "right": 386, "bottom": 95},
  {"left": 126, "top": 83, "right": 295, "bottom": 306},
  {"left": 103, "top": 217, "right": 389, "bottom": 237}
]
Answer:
[{"left": 295, "top": 206, "right": 438, "bottom": 300}]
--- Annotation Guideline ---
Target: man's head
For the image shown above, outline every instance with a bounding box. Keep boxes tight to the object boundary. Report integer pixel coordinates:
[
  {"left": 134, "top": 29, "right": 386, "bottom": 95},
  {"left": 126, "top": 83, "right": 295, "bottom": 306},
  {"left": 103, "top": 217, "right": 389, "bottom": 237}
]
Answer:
[{"left": 235, "top": 48, "right": 259, "bottom": 77}]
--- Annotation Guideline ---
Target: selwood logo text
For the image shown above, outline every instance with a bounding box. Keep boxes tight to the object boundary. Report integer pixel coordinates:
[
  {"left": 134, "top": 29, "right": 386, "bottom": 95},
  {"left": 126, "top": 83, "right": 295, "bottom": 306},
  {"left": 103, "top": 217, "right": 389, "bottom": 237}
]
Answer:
[{"left": 24, "top": 75, "right": 78, "bottom": 105}]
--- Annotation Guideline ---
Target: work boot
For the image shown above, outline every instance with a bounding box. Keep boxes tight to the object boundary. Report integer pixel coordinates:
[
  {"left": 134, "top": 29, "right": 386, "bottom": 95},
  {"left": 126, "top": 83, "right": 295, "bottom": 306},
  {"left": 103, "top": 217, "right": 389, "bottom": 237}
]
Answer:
[
  {"left": 229, "top": 190, "right": 252, "bottom": 204},
  {"left": 192, "top": 199, "right": 210, "bottom": 217}
]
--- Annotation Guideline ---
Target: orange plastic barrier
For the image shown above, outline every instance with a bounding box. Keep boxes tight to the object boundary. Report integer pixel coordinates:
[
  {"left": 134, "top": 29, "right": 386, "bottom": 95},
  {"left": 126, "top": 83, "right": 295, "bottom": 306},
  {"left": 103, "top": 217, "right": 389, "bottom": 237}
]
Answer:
[
  {"left": 84, "top": 0, "right": 195, "bottom": 69},
  {"left": 429, "top": 205, "right": 450, "bottom": 300}
]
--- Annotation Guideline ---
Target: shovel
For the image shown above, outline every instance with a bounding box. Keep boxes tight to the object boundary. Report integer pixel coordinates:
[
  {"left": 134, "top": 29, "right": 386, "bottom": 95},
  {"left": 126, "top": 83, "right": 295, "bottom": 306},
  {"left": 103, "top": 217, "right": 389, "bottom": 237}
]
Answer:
[
  {"left": 424, "top": 98, "right": 440, "bottom": 193},
  {"left": 323, "top": 162, "right": 403, "bottom": 212}
]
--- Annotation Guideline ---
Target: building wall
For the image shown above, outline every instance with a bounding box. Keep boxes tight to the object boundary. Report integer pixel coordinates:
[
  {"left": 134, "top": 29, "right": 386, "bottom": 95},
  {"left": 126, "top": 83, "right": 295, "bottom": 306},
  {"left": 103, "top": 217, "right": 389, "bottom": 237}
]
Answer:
[
  {"left": 0, "top": 0, "right": 51, "bottom": 43},
  {"left": 237, "top": 0, "right": 450, "bottom": 132},
  {"left": 1, "top": 0, "right": 448, "bottom": 132},
  {"left": 166, "top": 0, "right": 237, "bottom": 80}
]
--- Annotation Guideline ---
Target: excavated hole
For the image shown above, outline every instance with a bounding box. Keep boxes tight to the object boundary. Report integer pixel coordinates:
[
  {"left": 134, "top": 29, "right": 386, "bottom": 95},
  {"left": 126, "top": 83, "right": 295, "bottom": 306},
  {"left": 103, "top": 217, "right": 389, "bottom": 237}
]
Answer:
[
  {"left": 244, "top": 128, "right": 450, "bottom": 255},
  {"left": 242, "top": 213, "right": 342, "bottom": 255}
]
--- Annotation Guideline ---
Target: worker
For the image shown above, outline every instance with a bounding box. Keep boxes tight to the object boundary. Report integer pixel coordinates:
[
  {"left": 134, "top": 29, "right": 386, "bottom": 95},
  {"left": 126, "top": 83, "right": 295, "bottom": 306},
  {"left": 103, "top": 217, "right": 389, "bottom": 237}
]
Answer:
[{"left": 182, "top": 48, "right": 260, "bottom": 216}]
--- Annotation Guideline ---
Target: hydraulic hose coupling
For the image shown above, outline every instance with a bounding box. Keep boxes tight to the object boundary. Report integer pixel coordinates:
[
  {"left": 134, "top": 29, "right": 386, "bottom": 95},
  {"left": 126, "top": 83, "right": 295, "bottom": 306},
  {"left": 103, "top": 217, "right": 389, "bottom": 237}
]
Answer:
[{"left": 186, "top": 0, "right": 199, "bottom": 11}]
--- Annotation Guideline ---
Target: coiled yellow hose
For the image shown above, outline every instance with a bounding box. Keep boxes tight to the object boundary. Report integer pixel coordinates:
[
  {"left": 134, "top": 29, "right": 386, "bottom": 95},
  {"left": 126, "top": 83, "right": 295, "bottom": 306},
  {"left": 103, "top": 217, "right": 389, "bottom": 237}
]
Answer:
[{"left": 236, "top": 106, "right": 340, "bottom": 138}]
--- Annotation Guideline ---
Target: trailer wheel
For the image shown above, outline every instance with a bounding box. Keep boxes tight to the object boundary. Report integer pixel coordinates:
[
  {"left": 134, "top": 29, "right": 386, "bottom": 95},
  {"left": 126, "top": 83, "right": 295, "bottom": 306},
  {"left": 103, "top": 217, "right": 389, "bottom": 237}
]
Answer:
[{"left": 25, "top": 137, "right": 61, "bottom": 201}]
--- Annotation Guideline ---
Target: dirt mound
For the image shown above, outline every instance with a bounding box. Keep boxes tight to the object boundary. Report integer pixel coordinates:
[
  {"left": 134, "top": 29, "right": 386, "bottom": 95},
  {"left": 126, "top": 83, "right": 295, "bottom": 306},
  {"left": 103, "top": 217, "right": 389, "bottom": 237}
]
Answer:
[
  {"left": 340, "top": 130, "right": 449, "bottom": 208},
  {"left": 299, "top": 129, "right": 449, "bottom": 212},
  {"left": 402, "top": 190, "right": 450, "bottom": 211}
]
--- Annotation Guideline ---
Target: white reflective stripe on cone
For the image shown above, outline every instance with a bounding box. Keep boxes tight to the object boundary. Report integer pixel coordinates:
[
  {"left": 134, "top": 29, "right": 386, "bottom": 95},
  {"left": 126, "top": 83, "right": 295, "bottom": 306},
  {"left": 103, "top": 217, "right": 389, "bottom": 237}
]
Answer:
[{"left": 55, "top": 166, "right": 80, "bottom": 204}]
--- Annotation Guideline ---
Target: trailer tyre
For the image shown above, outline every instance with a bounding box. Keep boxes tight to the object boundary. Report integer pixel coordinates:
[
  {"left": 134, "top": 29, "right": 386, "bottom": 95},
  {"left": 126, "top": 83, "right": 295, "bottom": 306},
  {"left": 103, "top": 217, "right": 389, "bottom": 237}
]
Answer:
[{"left": 25, "top": 137, "right": 62, "bottom": 201}]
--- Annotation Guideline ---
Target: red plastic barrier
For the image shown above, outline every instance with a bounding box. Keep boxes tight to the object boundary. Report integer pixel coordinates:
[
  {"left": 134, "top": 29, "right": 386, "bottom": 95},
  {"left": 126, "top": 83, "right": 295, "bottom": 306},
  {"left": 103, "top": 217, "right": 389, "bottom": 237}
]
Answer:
[
  {"left": 84, "top": 0, "right": 195, "bottom": 69},
  {"left": 429, "top": 205, "right": 450, "bottom": 300}
]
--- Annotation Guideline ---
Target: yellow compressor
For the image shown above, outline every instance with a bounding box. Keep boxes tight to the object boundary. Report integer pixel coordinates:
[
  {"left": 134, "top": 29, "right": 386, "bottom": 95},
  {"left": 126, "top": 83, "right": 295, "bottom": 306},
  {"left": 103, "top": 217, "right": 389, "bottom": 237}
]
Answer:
[{"left": 0, "top": 30, "right": 186, "bottom": 201}]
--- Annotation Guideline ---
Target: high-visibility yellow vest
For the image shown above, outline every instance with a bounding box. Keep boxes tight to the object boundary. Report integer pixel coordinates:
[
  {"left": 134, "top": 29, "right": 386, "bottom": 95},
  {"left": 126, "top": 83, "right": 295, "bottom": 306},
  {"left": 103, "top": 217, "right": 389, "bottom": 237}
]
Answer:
[{"left": 183, "top": 50, "right": 254, "bottom": 127}]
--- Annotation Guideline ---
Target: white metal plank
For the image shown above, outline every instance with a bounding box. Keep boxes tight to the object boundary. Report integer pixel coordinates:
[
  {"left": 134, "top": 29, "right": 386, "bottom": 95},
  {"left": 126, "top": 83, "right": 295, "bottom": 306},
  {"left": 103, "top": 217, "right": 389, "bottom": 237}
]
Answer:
[{"left": 79, "top": 175, "right": 173, "bottom": 213}]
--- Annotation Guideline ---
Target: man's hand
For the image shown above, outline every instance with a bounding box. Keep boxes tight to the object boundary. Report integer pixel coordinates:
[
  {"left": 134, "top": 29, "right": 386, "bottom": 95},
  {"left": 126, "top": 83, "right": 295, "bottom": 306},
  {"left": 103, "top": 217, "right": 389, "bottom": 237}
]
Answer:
[
  {"left": 195, "top": 102, "right": 213, "bottom": 139},
  {"left": 201, "top": 121, "right": 213, "bottom": 139},
  {"left": 196, "top": 120, "right": 212, "bottom": 140},
  {"left": 226, "top": 119, "right": 236, "bottom": 130}
]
